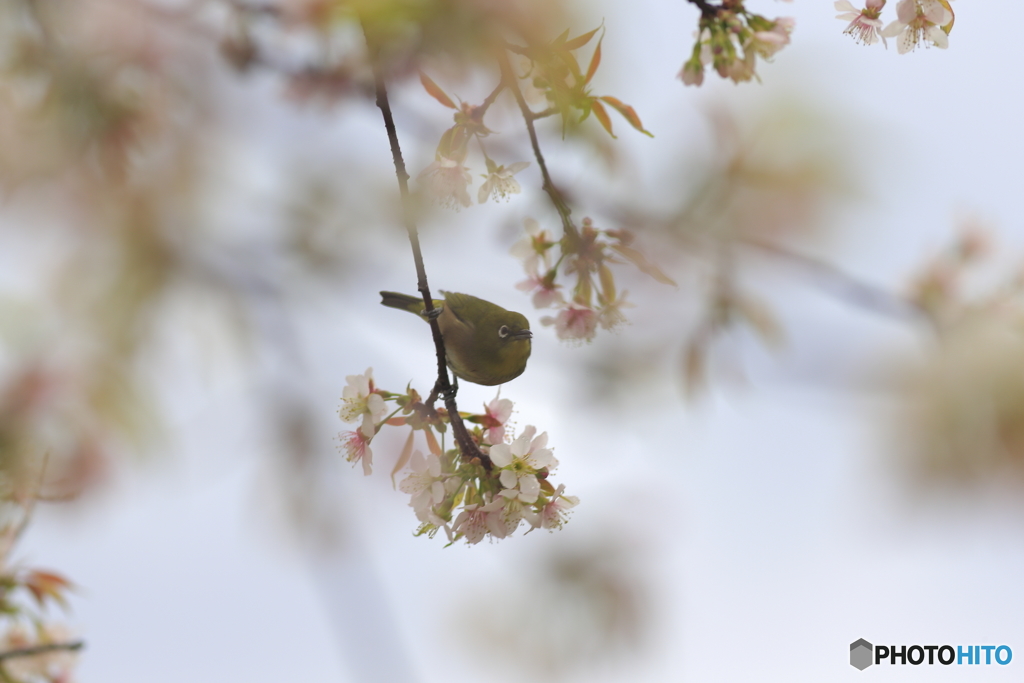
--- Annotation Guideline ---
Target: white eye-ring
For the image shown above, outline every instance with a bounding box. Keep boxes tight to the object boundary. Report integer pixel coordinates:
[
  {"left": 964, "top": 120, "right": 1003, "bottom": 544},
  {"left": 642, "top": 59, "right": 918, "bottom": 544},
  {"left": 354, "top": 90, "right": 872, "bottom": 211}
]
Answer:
[{"left": 498, "top": 325, "right": 510, "bottom": 338}]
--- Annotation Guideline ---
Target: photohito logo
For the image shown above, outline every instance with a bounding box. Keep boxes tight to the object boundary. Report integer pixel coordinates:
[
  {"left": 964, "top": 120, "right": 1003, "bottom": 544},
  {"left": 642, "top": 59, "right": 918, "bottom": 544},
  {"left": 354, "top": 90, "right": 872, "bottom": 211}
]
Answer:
[{"left": 850, "top": 639, "right": 1012, "bottom": 670}]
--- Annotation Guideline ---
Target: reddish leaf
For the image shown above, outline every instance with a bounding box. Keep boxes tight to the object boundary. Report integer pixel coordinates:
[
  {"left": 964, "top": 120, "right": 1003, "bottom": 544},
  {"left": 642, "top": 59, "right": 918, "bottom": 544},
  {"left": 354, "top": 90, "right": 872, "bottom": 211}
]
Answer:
[
  {"left": 419, "top": 71, "right": 456, "bottom": 109},
  {"left": 390, "top": 428, "right": 416, "bottom": 488},
  {"left": 385, "top": 417, "right": 407, "bottom": 426},
  {"left": 585, "top": 35, "right": 603, "bottom": 85},
  {"left": 424, "top": 428, "right": 442, "bottom": 457},
  {"left": 563, "top": 25, "right": 601, "bottom": 51},
  {"left": 591, "top": 99, "right": 615, "bottom": 139},
  {"left": 24, "top": 570, "right": 73, "bottom": 610},
  {"left": 611, "top": 244, "right": 677, "bottom": 285},
  {"left": 598, "top": 96, "right": 654, "bottom": 137}
]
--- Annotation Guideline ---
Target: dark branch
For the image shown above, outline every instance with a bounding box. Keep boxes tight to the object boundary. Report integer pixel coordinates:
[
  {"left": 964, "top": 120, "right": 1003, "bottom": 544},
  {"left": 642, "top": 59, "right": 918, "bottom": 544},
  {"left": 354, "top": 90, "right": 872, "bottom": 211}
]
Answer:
[
  {"left": 0, "top": 640, "right": 84, "bottom": 662},
  {"left": 685, "top": 0, "right": 721, "bottom": 18},
  {"left": 363, "top": 22, "right": 491, "bottom": 470}
]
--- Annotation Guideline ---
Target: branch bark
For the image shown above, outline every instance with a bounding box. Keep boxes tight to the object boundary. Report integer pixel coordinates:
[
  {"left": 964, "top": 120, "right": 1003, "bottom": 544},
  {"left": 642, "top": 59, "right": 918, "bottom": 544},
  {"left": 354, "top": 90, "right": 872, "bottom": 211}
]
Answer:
[
  {"left": 0, "top": 640, "right": 83, "bottom": 662},
  {"left": 363, "top": 23, "right": 491, "bottom": 469}
]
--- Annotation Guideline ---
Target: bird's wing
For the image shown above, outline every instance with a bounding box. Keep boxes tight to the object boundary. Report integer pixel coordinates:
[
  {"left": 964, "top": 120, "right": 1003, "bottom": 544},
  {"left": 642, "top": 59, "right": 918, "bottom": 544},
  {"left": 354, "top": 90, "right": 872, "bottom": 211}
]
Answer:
[{"left": 442, "top": 292, "right": 483, "bottom": 331}]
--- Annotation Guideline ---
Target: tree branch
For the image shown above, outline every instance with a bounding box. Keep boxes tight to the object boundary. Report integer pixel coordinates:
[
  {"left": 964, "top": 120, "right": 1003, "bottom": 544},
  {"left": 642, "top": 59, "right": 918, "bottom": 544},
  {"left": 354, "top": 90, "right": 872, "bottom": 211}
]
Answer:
[
  {"left": 0, "top": 640, "right": 84, "bottom": 662},
  {"left": 363, "top": 22, "right": 491, "bottom": 470},
  {"left": 685, "top": 0, "right": 721, "bottom": 18},
  {"left": 498, "top": 52, "right": 578, "bottom": 243}
]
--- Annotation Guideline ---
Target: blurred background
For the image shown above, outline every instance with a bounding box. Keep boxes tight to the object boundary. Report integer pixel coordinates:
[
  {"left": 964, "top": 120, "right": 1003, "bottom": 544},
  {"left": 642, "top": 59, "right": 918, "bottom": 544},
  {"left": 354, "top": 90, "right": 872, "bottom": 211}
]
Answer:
[{"left": 3, "top": 0, "right": 1024, "bottom": 680}]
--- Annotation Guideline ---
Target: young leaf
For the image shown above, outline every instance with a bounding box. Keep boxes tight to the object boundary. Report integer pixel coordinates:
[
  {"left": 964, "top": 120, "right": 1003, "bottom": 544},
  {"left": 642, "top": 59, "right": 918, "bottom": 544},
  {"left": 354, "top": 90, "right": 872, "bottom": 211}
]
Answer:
[
  {"left": 611, "top": 243, "right": 677, "bottom": 285},
  {"left": 419, "top": 71, "right": 457, "bottom": 109},
  {"left": 591, "top": 99, "right": 615, "bottom": 139},
  {"left": 390, "top": 428, "right": 416, "bottom": 488},
  {"left": 564, "top": 25, "right": 601, "bottom": 51},
  {"left": 424, "top": 428, "right": 442, "bottom": 456},
  {"left": 557, "top": 49, "right": 583, "bottom": 84},
  {"left": 599, "top": 96, "right": 654, "bottom": 137},
  {"left": 585, "top": 35, "right": 603, "bottom": 85}
]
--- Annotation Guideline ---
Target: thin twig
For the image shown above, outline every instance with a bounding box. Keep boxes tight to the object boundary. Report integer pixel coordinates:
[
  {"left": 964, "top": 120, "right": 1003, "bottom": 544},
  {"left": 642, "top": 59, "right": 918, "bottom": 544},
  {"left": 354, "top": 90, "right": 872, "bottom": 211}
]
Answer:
[
  {"left": 363, "top": 21, "right": 491, "bottom": 469},
  {"left": 477, "top": 81, "right": 506, "bottom": 115},
  {"left": 498, "top": 52, "right": 578, "bottom": 244},
  {"left": 0, "top": 640, "right": 84, "bottom": 662},
  {"left": 527, "top": 107, "right": 558, "bottom": 121}
]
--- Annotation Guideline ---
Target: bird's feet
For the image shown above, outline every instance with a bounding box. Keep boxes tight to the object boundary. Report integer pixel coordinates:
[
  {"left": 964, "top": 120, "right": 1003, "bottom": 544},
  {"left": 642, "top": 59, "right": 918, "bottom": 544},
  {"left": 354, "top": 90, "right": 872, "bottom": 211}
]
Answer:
[
  {"left": 440, "top": 374, "right": 459, "bottom": 402},
  {"left": 424, "top": 304, "right": 444, "bottom": 320}
]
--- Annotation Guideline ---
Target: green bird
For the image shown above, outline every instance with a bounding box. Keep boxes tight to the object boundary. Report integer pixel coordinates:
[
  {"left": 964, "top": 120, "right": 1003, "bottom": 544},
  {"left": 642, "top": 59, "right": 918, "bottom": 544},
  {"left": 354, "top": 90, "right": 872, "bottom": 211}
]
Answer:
[{"left": 379, "top": 291, "right": 532, "bottom": 386}]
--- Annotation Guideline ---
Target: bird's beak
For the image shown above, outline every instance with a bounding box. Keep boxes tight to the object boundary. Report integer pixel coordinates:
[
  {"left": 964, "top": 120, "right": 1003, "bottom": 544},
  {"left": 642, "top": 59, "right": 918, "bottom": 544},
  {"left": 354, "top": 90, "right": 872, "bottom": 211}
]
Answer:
[{"left": 514, "top": 329, "right": 533, "bottom": 340}]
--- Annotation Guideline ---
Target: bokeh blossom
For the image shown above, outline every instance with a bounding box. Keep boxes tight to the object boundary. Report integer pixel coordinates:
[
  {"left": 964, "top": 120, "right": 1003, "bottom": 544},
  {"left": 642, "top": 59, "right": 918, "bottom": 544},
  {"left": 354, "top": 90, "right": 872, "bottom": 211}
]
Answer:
[
  {"left": 543, "top": 306, "right": 599, "bottom": 344},
  {"left": 881, "top": 0, "right": 953, "bottom": 53},
  {"left": 418, "top": 155, "right": 472, "bottom": 209},
  {"left": 478, "top": 160, "right": 529, "bottom": 204}
]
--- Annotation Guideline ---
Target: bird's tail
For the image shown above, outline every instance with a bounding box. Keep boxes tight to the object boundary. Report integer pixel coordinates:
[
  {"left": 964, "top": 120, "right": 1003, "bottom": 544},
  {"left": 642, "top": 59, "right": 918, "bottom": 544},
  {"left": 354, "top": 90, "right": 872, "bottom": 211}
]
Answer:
[{"left": 379, "top": 291, "right": 426, "bottom": 315}]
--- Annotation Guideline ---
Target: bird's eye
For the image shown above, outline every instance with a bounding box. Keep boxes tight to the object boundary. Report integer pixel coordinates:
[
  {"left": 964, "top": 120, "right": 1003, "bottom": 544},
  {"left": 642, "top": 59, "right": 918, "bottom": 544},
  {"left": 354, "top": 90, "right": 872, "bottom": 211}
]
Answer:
[{"left": 498, "top": 325, "right": 510, "bottom": 339}]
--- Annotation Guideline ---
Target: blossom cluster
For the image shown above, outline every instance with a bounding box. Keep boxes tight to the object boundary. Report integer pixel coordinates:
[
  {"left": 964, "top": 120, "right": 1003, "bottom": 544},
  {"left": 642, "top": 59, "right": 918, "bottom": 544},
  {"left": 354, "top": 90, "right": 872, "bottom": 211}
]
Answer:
[
  {"left": 337, "top": 369, "right": 578, "bottom": 544},
  {"left": 835, "top": 0, "right": 954, "bottom": 53},
  {"left": 678, "top": 5, "right": 794, "bottom": 86},
  {"left": 511, "top": 217, "right": 675, "bottom": 344}
]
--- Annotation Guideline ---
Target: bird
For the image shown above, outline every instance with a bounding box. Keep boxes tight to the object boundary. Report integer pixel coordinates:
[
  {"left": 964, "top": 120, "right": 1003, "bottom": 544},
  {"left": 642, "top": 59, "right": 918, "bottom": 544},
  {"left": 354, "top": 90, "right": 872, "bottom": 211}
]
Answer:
[{"left": 379, "top": 290, "right": 532, "bottom": 386}]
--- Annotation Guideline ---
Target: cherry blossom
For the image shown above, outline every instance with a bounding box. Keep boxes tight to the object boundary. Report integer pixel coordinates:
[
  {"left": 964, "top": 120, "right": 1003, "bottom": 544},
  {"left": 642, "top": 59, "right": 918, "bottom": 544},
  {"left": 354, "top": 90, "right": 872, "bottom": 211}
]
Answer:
[
  {"left": 399, "top": 451, "right": 445, "bottom": 522},
  {"left": 339, "top": 429, "right": 374, "bottom": 475},
  {"left": 881, "top": 0, "right": 953, "bottom": 53},
  {"left": 510, "top": 217, "right": 556, "bottom": 276},
  {"left": 417, "top": 155, "right": 472, "bottom": 209},
  {"left": 535, "top": 484, "right": 580, "bottom": 531},
  {"left": 749, "top": 17, "right": 794, "bottom": 59},
  {"left": 478, "top": 160, "right": 529, "bottom": 204},
  {"left": 451, "top": 499, "right": 506, "bottom": 544},
  {"left": 339, "top": 368, "right": 386, "bottom": 438},
  {"left": 489, "top": 425, "right": 555, "bottom": 504},
  {"left": 542, "top": 305, "right": 599, "bottom": 344},
  {"left": 479, "top": 393, "right": 514, "bottom": 445},
  {"left": 835, "top": 0, "right": 888, "bottom": 46}
]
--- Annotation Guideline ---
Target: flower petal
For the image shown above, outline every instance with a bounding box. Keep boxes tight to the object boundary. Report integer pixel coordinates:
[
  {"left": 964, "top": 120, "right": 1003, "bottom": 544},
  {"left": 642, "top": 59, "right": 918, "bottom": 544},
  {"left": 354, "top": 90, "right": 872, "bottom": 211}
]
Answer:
[{"left": 489, "top": 443, "right": 513, "bottom": 467}]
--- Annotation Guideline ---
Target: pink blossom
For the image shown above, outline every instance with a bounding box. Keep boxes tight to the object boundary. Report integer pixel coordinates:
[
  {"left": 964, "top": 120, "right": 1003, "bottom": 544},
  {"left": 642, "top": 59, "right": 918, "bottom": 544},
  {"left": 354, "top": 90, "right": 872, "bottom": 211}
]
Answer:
[
  {"left": 542, "top": 306, "right": 599, "bottom": 344},
  {"left": 480, "top": 393, "right": 514, "bottom": 445},
  {"left": 339, "top": 429, "right": 374, "bottom": 476},
  {"left": 881, "top": 0, "right": 952, "bottom": 53},
  {"left": 535, "top": 485, "right": 580, "bottom": 530},
  {"left": 835, "top": 0, "right": 887, "bottom": 46},
  {"left": 417, "top": 155, "right": 472, "bottom": 209}
]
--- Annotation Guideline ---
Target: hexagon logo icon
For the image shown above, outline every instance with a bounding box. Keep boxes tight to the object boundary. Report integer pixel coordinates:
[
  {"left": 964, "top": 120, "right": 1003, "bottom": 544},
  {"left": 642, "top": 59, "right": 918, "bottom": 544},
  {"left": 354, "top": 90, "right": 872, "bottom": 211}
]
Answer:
[{"left": 850, "top": 639, "right": 873, "bottom": 670}]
